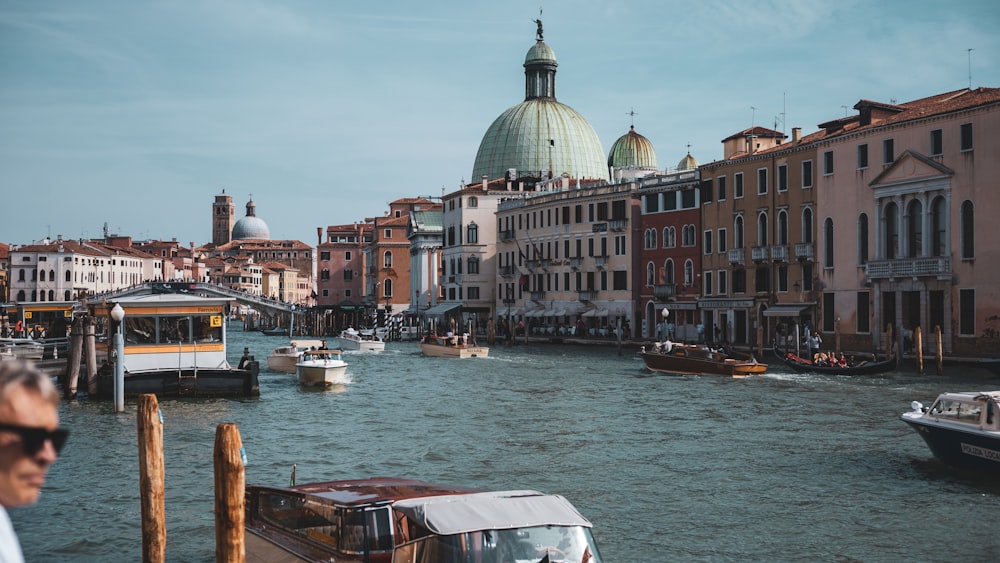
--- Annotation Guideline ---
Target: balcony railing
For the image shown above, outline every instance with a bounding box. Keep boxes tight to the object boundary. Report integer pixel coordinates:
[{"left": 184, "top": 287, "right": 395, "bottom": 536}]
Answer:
[
  {"left": 770, "top": 245, "right": 789, "bottom": 262},
  {"left": 609, "top": 218, "right": 627, "bottom": 231},
  {"left": 577, "top": 289, "right": 597, "bottom": 301},
  {"left": 595, "top": 255, "right": 609, "bottom": 268},
  {"left": 500, "top": 230, "right": 516, "bottom": 241},
  {"left": 865, "top": 256, "right": 951, "bottom": 280},
  {"left": 525, "top": 260, "right": 538, "bottom": 271},
  {"left": 728, "top": 248, "right": 745, "bottom": 265},
  {"left": 795, "top": 243, "right": 815, "bottom": 262},
  {"left": 751, "top": 246, "right": 769, "bottom": 262},
  {"left": 499, "top": 265, "right": 515, "bottom": 277},
  {"left": 653, "top": 283, "right": 676, "bottom": 300},
  {"left": 540, "top": 259, "right": 551, "bottom": 270},
  {"left": 530, "top": 291, "right": 546, "bottom": 301},
  {"left": 569, "top": 257, "right": 582, "bottom": 269}
]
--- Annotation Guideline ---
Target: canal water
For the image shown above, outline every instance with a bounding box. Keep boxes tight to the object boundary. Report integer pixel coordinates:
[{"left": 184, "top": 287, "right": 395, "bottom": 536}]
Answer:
[{"left": 12, "top": 326, "right": 999, "bottom": 562}]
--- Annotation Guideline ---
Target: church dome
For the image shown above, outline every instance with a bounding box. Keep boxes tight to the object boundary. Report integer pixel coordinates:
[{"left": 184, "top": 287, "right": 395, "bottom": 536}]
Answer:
[
  {"left": 677, "top": 152, "right": 699, "bottom": 171},
  {"left": 471, "top": 22, "right": 608, "bottom": 182},
  {"left": 232, "top": 198, "right": 270, "bottom": 240},
  {"left": 608, "top": 125, "right": 658, "bottom": 169}
]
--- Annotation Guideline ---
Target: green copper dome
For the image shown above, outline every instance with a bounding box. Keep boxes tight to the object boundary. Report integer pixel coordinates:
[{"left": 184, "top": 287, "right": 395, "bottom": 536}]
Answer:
[
  {"left": 471, "top": 23, "right": 608, "bottom": 182},
  {"left": 677, "top": 152, "right": 699, "bottom": 171},
  {"left": 607, "top": 125, "right": 658, "bottom": 169}
]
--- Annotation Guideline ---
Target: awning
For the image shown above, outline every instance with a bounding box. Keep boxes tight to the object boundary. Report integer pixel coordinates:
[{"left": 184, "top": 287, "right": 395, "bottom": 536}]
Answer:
[
  {"left": 501, "top": 307, "right": 522, "bottom": 317},
  {"left": 550, "top": 308, "right": 566, "bottom": 317},
  {"left": 393, "top": 490, "right": 592, "bottom": 536},
  {"left": 527, "top": 308, "right": 549, "bottom": 318},
  {"left": 763, "top": 303, "right": 811, "bottom": 317},
  {"left": 422, "top": 302, "right": 462, "bottom": 316},
  {"left": 582, "top": 308, "right": 608, "bottom": 317}
]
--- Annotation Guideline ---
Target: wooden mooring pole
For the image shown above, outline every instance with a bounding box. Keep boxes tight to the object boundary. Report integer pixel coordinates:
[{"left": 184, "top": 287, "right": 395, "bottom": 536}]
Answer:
[
  {"left": 935, "top": 325, "right": 943, "bottom": 375},
  {"left": 65, "top": 315, "right": 85, "bottom": 399},
  {"left": 915, "top": 326, "right": 924, "bottom": 374},
  {"left": 214, "top": 423, "right": 246, "bottom": 563},
  {"left": 137, "top": 394, "right": 166, "bottom": 563},
  {"left": 84, "top": 321, "right": 98, "bottom": 395}
]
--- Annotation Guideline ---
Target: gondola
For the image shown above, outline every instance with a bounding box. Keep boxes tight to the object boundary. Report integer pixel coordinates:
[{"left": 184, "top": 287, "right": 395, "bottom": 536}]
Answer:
[{"left": 773, "top": 344, "right": 897, "bottom": 375}]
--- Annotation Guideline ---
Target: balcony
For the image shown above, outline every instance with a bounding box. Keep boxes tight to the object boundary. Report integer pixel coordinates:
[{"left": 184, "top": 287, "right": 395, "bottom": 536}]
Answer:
[
  {"left": 609, "top": 218, "right": 627, "bottom": 231},
  {"left": 751, "top": 246, "right": 769, "bottom": 262},
  {"left": 577, "top": 289, "right": 597, "bottom": 301},
  {"left": 595, "top": 255, "right": 609, "bottom": 268},
  {"left": 530, "top": 290, "right": 546, "bottom": 301},
  {"left": 540, "top": 259, "right": 551, "bottom": 271},
  {"left": 770, "top": 245, "right": 789, "bottom": 262},
  {"left": 865, "top": 256, "right": 951, "bottom": 280},
  {"left": 525, "top": 260, "right": 538, "bottom": 271},
  {"left": 499, "top": 265, "right": 515, "bottom": 278},
  {"left": 795, "top": 243, "right": 815, "bottom": 262},
  {"left": 728, "top": 248, "right": 745, "bottom": 266},
  {"left": 569, "top": 257, "right": 582, "bottom": 270},
  {"left": 653, "top": 283, "right": 676, "bottom": 300},
  {"left": 500, "top": 230, "right": 516, "bottom": 242}
]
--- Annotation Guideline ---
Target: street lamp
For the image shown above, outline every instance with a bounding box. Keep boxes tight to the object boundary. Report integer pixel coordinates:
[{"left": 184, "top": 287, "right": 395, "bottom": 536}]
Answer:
[{"left": 110, "top": 303, "right": 125, "bottom": 413}]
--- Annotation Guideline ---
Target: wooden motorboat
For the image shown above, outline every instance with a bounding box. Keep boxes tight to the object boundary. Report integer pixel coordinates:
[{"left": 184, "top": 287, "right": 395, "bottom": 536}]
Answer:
[
  {"left": 245, "top": 477, "right": 604, "bottom": 563},
  {"left": 261, "top": 326, "right": 290, "bottom": 337},
  {"left": 419, "top": 334, "right": 489, "bottom": 358},
  {"left": 337, "top": 328, "right": 385, "bottom": 352},
  {"left": 774, "top": 344, "right": 897, "bottom": 375},
  {"left": 0, "top": 338, "right": 45, "bottom": 360},
  {"left": 296, "top": 349, "right": 348, "bottom": 387},
  {"left": 91, "top": 294, "right": 259, "bottom": 398},
  {"left": 901, "top": 391, "right": 1000, "bottom": 473},
  {"left": 267, "top": 339, "right": 325, "bottom": 373},
  {"left": 639, "top": 341, "right": 766, "bottom": 377}
]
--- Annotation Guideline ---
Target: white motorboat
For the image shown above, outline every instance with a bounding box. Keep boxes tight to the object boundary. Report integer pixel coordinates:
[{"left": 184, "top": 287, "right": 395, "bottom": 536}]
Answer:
[
  {"left": 0, "top": 338, "right": 45, "bottom": 361},
  {"left": 901, "top": 390, "right": 1000, "bottom": 473},
  {"left": 296, "top": 349, "right": 349, "bottom": 387},
  {"left": 266, "top": 339, "right": 325, "bottom": 373},
  {"left": 419, "top": 334, "right": 489, "bottom": 358},
  {"left": 337, "top": 328, "right": 385, "bottom": 352}
]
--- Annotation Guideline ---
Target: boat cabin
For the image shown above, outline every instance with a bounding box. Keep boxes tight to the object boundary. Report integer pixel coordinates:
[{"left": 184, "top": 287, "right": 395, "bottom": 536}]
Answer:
[{"left": 920, "top": 392, "right": 1000, "bottom": 430}]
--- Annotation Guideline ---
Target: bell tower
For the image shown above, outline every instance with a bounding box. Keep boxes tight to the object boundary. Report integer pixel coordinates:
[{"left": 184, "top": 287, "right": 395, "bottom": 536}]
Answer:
[{"left": 212, "top": 189, "right": 235, "bottom": 245}]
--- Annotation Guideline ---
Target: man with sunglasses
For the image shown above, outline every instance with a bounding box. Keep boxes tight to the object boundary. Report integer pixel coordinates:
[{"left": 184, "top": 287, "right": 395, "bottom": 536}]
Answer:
[{"left": 0, "top": 360, "right": 65, "bottom": 563}]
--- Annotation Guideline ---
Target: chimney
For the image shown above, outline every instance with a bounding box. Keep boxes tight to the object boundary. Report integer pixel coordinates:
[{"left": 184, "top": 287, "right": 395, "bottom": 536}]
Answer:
[
  {"left": 792, "top": 127, "right": 802, "bottom": 146},
  {"left": 482, "top": 175, "right": 488, "bottom": 191},
  {"left": 316, "top": 227, "right": 322, "bottom": 245}
]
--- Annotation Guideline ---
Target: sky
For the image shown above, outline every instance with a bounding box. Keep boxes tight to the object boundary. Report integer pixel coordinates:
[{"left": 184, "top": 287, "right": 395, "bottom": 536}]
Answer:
[{"left": 2, "top": 0, "right": 998, "bottom": 247}]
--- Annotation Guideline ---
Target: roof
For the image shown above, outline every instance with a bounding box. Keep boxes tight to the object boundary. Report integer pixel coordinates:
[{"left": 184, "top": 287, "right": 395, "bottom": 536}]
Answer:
[
  {"left": 393, "top": 490, "right": 592, "bottom": 535},
  {"left": 608, "top": 125, "right": 658, "bottom": 169},
  {"left": 279, "top": 477, "right": 479, "bottom": 507}
]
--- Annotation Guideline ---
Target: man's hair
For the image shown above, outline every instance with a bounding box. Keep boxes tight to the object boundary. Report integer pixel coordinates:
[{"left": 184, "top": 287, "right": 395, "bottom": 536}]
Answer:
[{"left": 0, "top": 360, "right": 60, "bottom": 407}]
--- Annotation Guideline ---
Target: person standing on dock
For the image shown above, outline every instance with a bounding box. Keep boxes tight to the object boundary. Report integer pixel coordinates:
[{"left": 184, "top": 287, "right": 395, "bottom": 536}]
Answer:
[{"left": 0, "top": 360, "right": 66, "bottom": 563}]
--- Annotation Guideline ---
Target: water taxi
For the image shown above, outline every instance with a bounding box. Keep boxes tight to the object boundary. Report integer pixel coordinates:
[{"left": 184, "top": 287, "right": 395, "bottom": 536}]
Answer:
[
  {"left": 640, "top": 341, "right": 766, "bottom": 377},
  {"left": 338, "top": 327, "right": 386, "bottom": 352},
  {"left": 296, "top": 349, "right": 348, "bottom": 387},
  {"left": 267, "top": 340, "right": 325, "bottom": 373},
  {"left": 901, "top": 391, "right": 1000, "bottom": 473},
  {"left": 419, "top": 334, "right": 489, "bottom": 358}
]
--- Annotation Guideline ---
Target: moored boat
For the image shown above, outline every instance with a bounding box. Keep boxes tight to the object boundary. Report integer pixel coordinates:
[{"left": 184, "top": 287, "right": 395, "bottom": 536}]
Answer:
[
  {"left": 245, "top": 477, "right": 604, "bottom": 563},
  {"left": 639, "top": 340, "right": 766, "bottom": 377},
  {"left": 418, "top": 334, "right": 489, "bottom": 358},
  {"left": 338, "top": 327, "right": 385, "bottom": 352},
  {"left": 774, "top": 344, "right": 896, "bottom": 375},
  {"left": 267, "top": 339, "right": 325, "bottom": 373},
  {"left": 296, "top": 349, "right": 349, "bottom": 387},
  {"left": 92, "top": 294, "right": 259, "bottom": 398},
  {"left": 901, "top": 391, "right": 1000, "bottom": 473}
]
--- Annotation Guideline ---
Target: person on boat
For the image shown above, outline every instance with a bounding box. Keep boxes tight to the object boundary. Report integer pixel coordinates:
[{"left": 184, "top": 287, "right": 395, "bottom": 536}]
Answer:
[
  {"left": 806, "top": 331, "right": 822, "bottom": 360},
  {"left": 696, "top": 322, "right": 705, "bottom": 343},
  {"left": 838, "top": 353, "right": 848, "bottom": 368}
]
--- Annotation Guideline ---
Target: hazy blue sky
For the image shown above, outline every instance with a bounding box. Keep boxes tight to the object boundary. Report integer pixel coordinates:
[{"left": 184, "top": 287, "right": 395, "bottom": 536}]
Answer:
[{"left": 2, "top": 0, "right": 998, "bottom": 246}]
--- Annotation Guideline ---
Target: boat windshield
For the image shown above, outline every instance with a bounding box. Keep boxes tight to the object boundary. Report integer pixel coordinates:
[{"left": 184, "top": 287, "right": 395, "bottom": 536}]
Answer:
[
  {"left": 929, "top": 398, "right": 982, "bottom": 423},
  {"left": 392, "top": 525, "right": 601, "bottom": 563}
]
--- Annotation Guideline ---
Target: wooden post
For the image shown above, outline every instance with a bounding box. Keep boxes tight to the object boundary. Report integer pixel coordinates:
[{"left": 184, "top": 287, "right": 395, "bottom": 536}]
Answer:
[
  {"left": 885, "top": 323, "right": 894, "bottom": 360},
  {"left": 834, "top": 319, "right": 841, "bottom": 354},
  {"left": 915, "top": 326, "right": 924, "bottom": 375},
  {"left": 138, "top": 394, "right": 166, "bottom": 563},
  {"left": 935, "top": 325, "right": 943, "bottom": 375},
  {"left": 84, "top": 320, "right": 99, "bottom": 396},
  {"left": 756, "top": 323, "right": 763, "bottom": 359},
  {"left": 214, "top": 423, "right": 245, "bottom": 563},
  {"left": 65, "top": 315, "right": 84, "bottom": 399}
]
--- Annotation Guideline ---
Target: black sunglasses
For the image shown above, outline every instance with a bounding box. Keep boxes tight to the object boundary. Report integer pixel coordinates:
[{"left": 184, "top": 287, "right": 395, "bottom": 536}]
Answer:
[{"left": 0, "top": 423, "right": 69, "bottom": 456}]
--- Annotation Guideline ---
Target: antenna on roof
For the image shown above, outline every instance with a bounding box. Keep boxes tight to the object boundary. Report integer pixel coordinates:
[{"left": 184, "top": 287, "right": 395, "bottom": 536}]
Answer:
[
  {"left": 841, "top": 105, "right": 848, "bottom": 117},
  {"left": 750, "top": 106, "right": 756, "bottom": 131},
  {"left": 968, "top": 48, "right": 974, "bottom": 89}
]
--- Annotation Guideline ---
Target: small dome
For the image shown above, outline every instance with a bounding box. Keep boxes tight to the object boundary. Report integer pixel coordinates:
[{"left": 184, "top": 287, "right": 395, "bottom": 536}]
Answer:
[
  {"left": 232, "top": 198, "right": 270, "bottom": 240},
  {"left": 608, "top": 125, "right": 658, "bottom": 169},
  {"left": 525, "top": 41, "right": 557, "bottom": 65},
  {"left": 677, "top": 152, "right": 699, "bottom": 171}
]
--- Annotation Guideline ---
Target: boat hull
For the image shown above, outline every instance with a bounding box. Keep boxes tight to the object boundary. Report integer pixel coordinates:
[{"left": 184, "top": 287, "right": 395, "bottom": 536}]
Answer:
[
  {"left": 267, "top": 354, "right": 299, "bottom": 373},
  {"left": 901, "top": 416, "right": 1000, "bottom": 473},
  {"left": 640, "top": 347, "right": 765, "bottom": 377},
  {"left": 96, "top": 363, "right": 260, "bottom": 398},
  {"left": 774, "top": 346, "right": 897, "bottom": 375},
  {"left": 419, "top": 342, "right": 489, "bottom": 358},
  {"left": 296, "top": 362, "right": 348, "bottom": 387}
]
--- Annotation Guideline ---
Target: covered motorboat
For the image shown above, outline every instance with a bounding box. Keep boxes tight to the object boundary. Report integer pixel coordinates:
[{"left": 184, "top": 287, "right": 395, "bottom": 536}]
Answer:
[
  {"left": 640, "top": 341, "right": 766, "bottom": 377},
  {"left": 901, "top": 391, "right": 1000, "bottom": 473}
]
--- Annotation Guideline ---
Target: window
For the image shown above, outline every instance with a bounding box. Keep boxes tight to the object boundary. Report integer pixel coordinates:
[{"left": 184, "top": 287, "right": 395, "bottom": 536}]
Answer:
[
  {"left": 664, "top": 259, "right": 675, "bottom": 284},
  {"left": 383, "top": 251, "right": 392, "bottom": 268},
  {"left": 718, "top": 228, "right": 728, "bottom": 253},
  {"left": 718, "top": 270, "right": 728, "bottom": 295},
  {"left": 320, "top": 269, "right": 330, "bottom": 280},
  {"left": 320, "top": 251, "right": 330, "bottom": 261},
  {"left": 823, "top": 292, "right": 835, "bottom": 332},
  {"left": 777, "top": 165, "right": 787, "bottom": 192},
  {"left": 757, "top": 213, "right": 768, "bottom": 246},
  {"left": 717, "top": 176, "right": 727, "bottom": 200},
  {"left": 882, "top": 139, "right": 894, "bottom": 164},
  {"left": 734, "top": 216, "right": 744, "bottom": 248},
  {"left": 757, "top": 168, "right": 768, "bottom": 195},
  {"left": 777, "top": 210, "right": 788, "bottom": 245},
  {"left": 777, "top": 265, "right": 788, "bottom": 292},
  {"left": 858, "top": 213, "right": 869, "bottom": 265},
  {"left": 574, "top": 205, "right": 582, "bottom": 223},
  {"left": 646, "top": 262, "right": 655, "bottom": 286},
  {"left": 644, "top": 228, "right": 656, "bottom": 249},
  {"left": 856, "top": 291, "right": 870, "bottom": 333},
  {"left": 802, "top": 160, "right": 813, "bottom": 188},
  {"left": 682, "top": 225, "right": 696, "bottom": 247},
  {"left": 735, "top": 173, "right": 744, "bottom": 198},
  {"left": 383, "top": 279, "right": 393, "bottom": 297},
  {"left": 961, "top": 200, "right": 974, "bottom": 259},
  {"left": 907, "top": 199, "right": 923, "bottom": 257},
  {"left": 960, "top": 123, "right": 973, "bottom": 152},
  {"left": 384, "top": 228, "right": 392, "bottom": 239},
  {"left": 703, "top": 230, "right": 713, "bottom": 254},
  {"left": 704, "top": 271, "right": 713, "bottom": 296},
  {"left": 931, "top": 197, "right": 946, "bottom": 257},
  {"left": 802, "top": 208, "right": 814, "bottom": 244},
  {"left": 467, "top": 257, "right": 479, "bottom": 274},
  {"left": 930, "top": 129, "right": 943, "bottom": 155},
  {"left": 467, "top": 286, "right": 480, "bottom": 299},
  {"left": 467, "top": 223, "right": 479, "bottom": 244},
  {"left": 614, "top": 235, "right": 626, "bottom": 256},
  {"left": 732, "top": 269, "right": 746, "bottom": 293},
  {"left": 823, "top": 151, "right": 834, "bottom": 175},
  {"left": 857, "top": 144, "right": 868, "bottom": 169},
  {"left": 959, "top": 288, "right": 975, "bottom": 335},
  {"left": 612, "top": 271, "right": 627, "bottom": 290},
  {"left": 683, "top": 260, "right": 694, "bottom": 286},
  {"left": 664, "top": 226, "right": 676, "bottom": 248},
  {"left": 884, "top": 202, "right": 899, "bottom": 259},
  {"left": 824, "top": 218, "right": 834, "bottom": 268},
  {"left": 345, "top": 251, "right": 352, "bottom": 260},
  {"left": 343, "top": 269, "right": 353, "bottom": 280},
  {"left": 468, "top": 196, "right": 478, "bottom": 207},
  {"left": 644, "top": 193, "right": 659, "bottom": 213}
]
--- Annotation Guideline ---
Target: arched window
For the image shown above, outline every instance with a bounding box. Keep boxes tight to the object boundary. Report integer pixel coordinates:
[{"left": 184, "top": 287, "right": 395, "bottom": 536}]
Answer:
[
  {"left": 39, "top": 270, "right": 46, "bottom": 282},
  {"left": 646, "top": 262, "right": 655, "bottom": 286},
  {"left": 961, "top": 200, "right": 974, "bottom": 259},
  {"left": 884, "top": 202, "right": 899, "bottom": 259},
  {"left": 824, "top": 217, "right": 834, "bottom": 268},
  {"left": 906, "top": 199, "right": 923, "bottom": 257},
  {"left": 48, "top": 290, "right": 54, "bottom": 301},
  {"left": 931, "top": 197, "right": 946, "bottom": 257},
  {"left": 467, "top": 256, "right": 479, "bottom": 274},
  {"left": 777, "top": 210, "right": 788, "bottom": 245},
  {"left": 467, "top": 223, "right": 479, "bottom": 244},
  {"left": 383, "top": 279, "right": 393, "bottom": 297},
  {"left": 802, "top": 208, "right": 814, "bottom": 244},
  {"left": 64, "top": 290, "right": 71, "bottom": 301},
  {"left": 858, "top": 213, "right": 869, "bottom": 265},
  {"left": 49, "top": 269, "right": 55, "bottom": 281},
  {"left": 18, "top": 269, "right": 25, "bottom": 282},
  {"left": 664, "top": 259, "right": 675, "bottom": 285},
  {"left": 16, "top": 290, "right": 25, "bottom": 301},
  {"left": 30, "top": 290, "right": 37, "bottom": 302},
  {"left": 667, "top": 227, "right": 676, "bottom": 248},
  {"left": 684, "top": 259, "right": 694, "bottom": 286},
  {"left": 645, "top": 229, "right": 656, "bottom": 249},
  {"left": 757, "top": 212, "right": 769, "bottom": 247},
  {"left": 65, "top": 270, "right": 71, "bottom": 282},
  {"left": 383, "top": 250, "right": 392, "bottom": 268},
  {"left": 734, "top": 216, "right": 745, "bottom": 248},
  {"left": 468, "top": 196, "right": 478, "bottom": 208}
]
